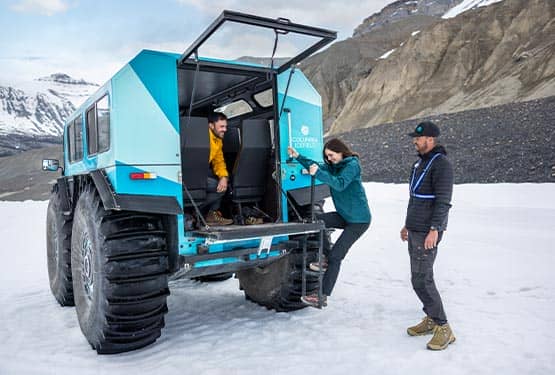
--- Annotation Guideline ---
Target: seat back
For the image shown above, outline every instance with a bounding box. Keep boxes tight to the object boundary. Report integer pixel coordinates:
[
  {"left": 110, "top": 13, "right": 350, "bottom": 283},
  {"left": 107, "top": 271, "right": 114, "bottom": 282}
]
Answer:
[
  {"left": 180, "top": 116, "right": 209, "bottom": 205},
  {"left": 231, "top": 119, "right": 271, "bottom": 202},
  {"left": 223, "top": 125, "right": 241, "bottom": 175}
]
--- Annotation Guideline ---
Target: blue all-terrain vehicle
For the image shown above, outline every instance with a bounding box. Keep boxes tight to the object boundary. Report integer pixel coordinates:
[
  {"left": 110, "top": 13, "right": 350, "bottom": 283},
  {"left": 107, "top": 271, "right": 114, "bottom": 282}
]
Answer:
[{"left": 42, "top": 11, "right": 336, "bottom": 354}]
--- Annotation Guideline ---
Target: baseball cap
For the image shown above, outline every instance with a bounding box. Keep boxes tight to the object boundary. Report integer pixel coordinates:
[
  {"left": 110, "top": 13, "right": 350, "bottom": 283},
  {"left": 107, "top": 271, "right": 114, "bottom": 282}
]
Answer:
[{"left": 408, "top": 121, "right": 440, "bottom": 137}]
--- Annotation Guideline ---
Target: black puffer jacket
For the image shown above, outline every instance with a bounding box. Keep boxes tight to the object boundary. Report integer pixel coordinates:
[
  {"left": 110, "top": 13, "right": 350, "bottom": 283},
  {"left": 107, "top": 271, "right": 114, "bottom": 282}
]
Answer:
[{"left": 405, "top": 145, "right": 453, "bottom": 232}]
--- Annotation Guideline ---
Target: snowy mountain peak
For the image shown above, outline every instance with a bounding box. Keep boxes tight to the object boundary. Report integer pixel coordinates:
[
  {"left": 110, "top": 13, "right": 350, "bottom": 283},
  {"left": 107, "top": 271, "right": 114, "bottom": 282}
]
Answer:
[
  {"left": 442, "top": 0, "right": 505, "bottom": 18},
  {"left": 353, "top": 0, "right": 464, "bottom": 37},
  {"left": 37, "top": 73, "right": 98, "bottom": 87},
  {"left": 0, "top": 74, "right": 99, "bottom": 152}
]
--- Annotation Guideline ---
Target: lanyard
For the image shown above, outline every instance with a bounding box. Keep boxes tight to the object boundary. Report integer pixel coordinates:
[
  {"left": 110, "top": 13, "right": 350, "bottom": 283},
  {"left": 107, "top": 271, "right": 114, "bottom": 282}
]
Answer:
[{"left": 410, "top": 153, "right": 441, "bottom": 199}]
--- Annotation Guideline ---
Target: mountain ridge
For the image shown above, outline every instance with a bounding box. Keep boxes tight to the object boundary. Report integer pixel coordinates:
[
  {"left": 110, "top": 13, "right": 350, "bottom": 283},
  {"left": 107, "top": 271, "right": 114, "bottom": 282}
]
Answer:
[
  {"left": 0, "top": 74, "right": 98, "bottom": 156},
  {"left": 328, "top": 0, "right": 555, "bottom": 134}
]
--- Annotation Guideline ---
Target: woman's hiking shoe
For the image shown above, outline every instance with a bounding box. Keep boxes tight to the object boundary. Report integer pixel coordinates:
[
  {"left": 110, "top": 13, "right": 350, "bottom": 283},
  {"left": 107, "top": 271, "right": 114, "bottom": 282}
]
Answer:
[
  {"left": 300, "top": 294, "right": 327, "bottom": 308},
  {"left": 205, "top": 210, "right": 233, "bottom": 226},
  {"left": 407, "top": 316, "right": 436, "bottom": 336},
  {"left": 427, "top": 323, "right": 456, "bottom": 350},
  {"left": 309, "top": 256, "right": 328, "bottom": 272}
]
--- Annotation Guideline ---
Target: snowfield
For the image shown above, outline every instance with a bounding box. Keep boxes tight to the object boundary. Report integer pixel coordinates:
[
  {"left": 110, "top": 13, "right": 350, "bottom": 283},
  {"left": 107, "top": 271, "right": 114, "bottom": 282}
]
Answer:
[{"left": 1, "top": 183, "right": 554, "bottom": 374}]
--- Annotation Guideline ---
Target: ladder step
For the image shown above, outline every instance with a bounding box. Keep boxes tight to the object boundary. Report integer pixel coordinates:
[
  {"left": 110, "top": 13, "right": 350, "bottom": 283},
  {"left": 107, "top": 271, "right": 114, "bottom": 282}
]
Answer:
[{"left": 304, "top": 270, "right": 322, "bottom": 277}]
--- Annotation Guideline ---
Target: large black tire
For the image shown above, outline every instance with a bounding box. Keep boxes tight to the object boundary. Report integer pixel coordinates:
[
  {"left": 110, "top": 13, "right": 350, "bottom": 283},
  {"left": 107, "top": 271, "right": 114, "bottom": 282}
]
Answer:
[
  {"left": 71, "top": 185, "right": 170, "bottom": 354},
  {"left": 237, "top": 245, "right": 320, "bottom": 312},
  {"left": 46, "top": 188, "right": 74, "bottom": 306}
]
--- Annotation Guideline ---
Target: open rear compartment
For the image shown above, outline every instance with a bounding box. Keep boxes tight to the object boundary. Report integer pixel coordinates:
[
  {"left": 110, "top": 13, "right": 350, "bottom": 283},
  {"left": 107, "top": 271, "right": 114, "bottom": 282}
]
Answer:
[{"left": 177, "top": 58, "right": 284, "bottom": 231}]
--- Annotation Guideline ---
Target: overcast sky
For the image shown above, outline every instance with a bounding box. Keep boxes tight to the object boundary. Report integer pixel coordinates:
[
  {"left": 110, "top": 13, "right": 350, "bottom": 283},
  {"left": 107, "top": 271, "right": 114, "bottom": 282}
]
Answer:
[{"left": 0, "top": 0, "right": 392, "bottom": 85}]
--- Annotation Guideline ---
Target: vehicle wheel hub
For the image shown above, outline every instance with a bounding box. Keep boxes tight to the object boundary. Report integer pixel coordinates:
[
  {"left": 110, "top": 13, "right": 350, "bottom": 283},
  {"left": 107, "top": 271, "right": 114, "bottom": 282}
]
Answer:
[{"left": 81, "top": 234, "right": 94, "bottom": 299}]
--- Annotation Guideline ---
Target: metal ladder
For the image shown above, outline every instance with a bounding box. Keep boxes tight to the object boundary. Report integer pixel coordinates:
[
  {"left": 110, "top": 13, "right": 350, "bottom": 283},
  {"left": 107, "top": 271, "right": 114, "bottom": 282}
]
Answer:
[
  {"left": 300, "top": 176, "right": 325, "bottom": 308},
  {"left": 301, "top": 230, "right": 325, "bottom": 308}
]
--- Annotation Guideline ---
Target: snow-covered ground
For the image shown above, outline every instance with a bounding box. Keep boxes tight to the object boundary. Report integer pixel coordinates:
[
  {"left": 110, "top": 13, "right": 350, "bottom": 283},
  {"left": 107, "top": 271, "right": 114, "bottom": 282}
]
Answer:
[{"left": 1, "top": 183, "right": 554, "bottom": 374}]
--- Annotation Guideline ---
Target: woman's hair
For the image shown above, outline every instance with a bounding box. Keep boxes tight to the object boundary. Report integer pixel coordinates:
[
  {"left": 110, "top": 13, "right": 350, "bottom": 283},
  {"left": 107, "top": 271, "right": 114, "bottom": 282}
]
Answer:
[{"left": 323, "top": 138, "right": 359, "bottom": 164}]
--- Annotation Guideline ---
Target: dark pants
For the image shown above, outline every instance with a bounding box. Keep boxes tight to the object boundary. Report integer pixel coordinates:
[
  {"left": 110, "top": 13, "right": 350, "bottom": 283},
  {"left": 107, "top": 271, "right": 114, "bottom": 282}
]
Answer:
[
  {"left": 408, "top": 230, "right": 447, "bottom": 325},
  {"left": 318, "top": 212, "right": 370, "bottom": 296},
  {"left": 200, "top": 175, "right": 225, "bottom": 213}
]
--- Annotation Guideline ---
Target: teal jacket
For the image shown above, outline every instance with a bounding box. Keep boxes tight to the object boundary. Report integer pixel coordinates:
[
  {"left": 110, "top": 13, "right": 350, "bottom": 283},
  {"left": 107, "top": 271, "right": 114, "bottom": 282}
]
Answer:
[{"left": 296, "top": 154, "right": 371, "bottom": 224}]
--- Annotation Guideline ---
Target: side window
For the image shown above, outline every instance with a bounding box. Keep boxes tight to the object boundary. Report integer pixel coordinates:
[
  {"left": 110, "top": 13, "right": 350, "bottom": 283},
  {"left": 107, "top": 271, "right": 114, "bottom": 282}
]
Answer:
[
  {"left": 74, "top": 116, "right": 84, "bottom": 161},
  {"left": 68, "top": 117, "right": 84, "bottom": 163},
  {"left": 85, "top": 94, "right": 110, "bottom": 156},
  {"left": 86, "top": 105, "right": 98, "bottom": 155},
  {"left": 67, "top": 121, "right": 75, "bottom": 162},
  {"left": 96, "top": 95, "right": 110, "bottom": 153}
]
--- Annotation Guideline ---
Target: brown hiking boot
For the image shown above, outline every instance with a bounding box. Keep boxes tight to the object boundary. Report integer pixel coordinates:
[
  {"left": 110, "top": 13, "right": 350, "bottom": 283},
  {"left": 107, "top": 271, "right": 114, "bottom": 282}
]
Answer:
[
  {"left": 245, "top": 216, "right": 263, "bottom": 225},
  {"left": 427, "top": 323, "right": 456, "bottom": 350},
  {"left": 205, "top": 210, "right": 233, "bottom": 226},
  {"left": 407, "top": 316, "right": 436, "bottom": 336}
]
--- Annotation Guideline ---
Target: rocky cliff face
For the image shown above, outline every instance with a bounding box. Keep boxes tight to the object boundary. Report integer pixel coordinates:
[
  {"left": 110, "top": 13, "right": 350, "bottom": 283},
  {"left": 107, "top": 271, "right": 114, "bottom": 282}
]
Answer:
[
  {"left": 302, "top": 14, "right": 439, "bottom": 129},
  {"left": 302, "top": 0, "right": 466, "bottom": 131},
  {"left": 329, "top": 0, "right": 555, "bottom": 133}
]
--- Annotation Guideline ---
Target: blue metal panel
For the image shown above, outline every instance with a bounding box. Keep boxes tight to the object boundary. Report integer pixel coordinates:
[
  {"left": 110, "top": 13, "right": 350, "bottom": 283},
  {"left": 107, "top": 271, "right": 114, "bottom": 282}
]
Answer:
[
  {"left": 105, "top": 50, "right": 182, "bottom": 206},
  {"left": 129, "top": 50, "right": 181, "bottom": 132},
  {"left": 277, "top": 68, "right": 325, "bottom": 220},
  {"left": 104, "top": 164, "right": 181, "bottom": 197},
  {"left": 185, "top": 237, "right": 289, "bottom": 267}
]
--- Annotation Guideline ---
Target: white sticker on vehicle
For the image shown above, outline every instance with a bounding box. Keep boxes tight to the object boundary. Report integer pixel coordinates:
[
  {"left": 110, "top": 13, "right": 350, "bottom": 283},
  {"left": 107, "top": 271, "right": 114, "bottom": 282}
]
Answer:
[{"left": 257, "top": 236, "right": 273, "bottom": 256}]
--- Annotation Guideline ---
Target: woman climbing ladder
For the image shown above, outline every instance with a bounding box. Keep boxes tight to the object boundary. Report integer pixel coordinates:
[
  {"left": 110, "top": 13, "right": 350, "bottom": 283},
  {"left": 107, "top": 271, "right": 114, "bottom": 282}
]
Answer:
[{"left": 288, "top": 138, "right": 371, "bottom": 307}]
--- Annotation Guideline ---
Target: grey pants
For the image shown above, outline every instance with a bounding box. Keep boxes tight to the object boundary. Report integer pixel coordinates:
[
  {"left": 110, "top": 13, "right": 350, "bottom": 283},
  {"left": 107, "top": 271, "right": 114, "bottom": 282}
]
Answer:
[
  {"left": 200, "top": 175, "right": 225, "bottom": 213},
  {"left": 318, "top": 212, "right": 370, "bottom": 296},
  {"left": 408, "top": 230, "right": 447, "bottom": 325}
]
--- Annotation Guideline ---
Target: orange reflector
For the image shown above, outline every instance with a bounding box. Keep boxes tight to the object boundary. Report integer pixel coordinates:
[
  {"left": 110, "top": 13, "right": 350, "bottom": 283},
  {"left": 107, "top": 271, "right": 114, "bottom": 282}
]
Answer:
[{"left": 129, "top": 172, "right": 157, "bottom": 180}]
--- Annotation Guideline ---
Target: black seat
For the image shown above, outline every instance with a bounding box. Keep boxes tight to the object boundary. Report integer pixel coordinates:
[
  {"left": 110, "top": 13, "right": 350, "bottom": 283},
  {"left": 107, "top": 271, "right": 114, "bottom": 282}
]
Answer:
[
  {"left": 223, "top": 125, "right": 241, "bottom": 175},
  {"left": 180, "top": 116, "right": 209, "bottom": 206},
  {"left": 231, "top": 119, "right": 271, "bottom": 205}
]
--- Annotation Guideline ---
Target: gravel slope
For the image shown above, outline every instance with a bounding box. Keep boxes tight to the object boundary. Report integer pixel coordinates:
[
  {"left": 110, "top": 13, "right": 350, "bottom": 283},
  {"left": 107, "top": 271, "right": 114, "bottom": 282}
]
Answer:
[{"left": 335, "top": 96, "right": 555, "bottom": 183}]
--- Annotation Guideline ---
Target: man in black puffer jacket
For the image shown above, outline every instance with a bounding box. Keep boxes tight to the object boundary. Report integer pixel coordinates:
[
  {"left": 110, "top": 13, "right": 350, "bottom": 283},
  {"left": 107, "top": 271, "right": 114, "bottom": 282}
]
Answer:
[{"left": 400, "top": 121, "right": 455, "bottom": 351}]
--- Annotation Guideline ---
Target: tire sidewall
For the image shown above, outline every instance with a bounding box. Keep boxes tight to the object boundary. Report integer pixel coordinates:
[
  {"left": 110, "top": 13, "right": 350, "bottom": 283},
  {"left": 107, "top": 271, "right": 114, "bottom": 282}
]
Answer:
[
  {"left": 46, "top": 192, "right": 73, "bottom": 305},
  {"left": 71, "top": 187, "right": 106, "bottom": 347}
]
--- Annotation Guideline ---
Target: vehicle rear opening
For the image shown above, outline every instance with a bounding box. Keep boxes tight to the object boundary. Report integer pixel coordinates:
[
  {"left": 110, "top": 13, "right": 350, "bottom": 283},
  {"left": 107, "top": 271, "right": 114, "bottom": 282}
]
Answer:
[{"left": 176, "top": 10, "right": 336, "bottom": 234}]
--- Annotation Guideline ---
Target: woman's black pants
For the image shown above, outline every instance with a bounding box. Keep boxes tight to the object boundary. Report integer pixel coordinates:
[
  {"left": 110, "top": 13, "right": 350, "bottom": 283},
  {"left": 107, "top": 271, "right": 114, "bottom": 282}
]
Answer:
[{"left": 317, "top": 212, "right": 369, "bottom": 296}]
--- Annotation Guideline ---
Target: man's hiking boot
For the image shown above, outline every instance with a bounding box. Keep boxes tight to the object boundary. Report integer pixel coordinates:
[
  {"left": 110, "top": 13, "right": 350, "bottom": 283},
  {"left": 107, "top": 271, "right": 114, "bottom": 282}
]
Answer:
[
  {"left": 300, "top": 293, "right": 327, "bottom": 308},
  {"left": 427, "top": 323, "right": 456, "bottom": 350},
  {"left": 205, "top": 210, "right": 233, "bottom": 226},
  {"left": 407, "top": 316, "right": 436, "bottom": 336},
  {"left": 309, "top": 255, "right": 328, "bottom": 272}
]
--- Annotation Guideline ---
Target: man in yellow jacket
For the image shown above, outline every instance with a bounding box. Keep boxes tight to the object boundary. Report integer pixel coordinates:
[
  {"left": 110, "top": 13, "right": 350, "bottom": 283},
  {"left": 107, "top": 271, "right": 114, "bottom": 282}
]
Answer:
[{"left": 203, "top": 112, "right": 233, "bottom": 225}]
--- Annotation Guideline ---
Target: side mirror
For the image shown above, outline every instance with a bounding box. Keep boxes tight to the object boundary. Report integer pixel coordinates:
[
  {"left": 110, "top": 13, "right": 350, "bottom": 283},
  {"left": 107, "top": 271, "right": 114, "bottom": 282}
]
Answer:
[{"left": 42, "top": 159, "right": 61, "bottom": 172}]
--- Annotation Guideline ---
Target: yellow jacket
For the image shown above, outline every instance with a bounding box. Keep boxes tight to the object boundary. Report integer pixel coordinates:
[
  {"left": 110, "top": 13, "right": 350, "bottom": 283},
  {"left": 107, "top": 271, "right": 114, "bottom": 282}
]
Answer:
[{"left": 209, "top": 129, "right": 228, "bottom": 179}]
